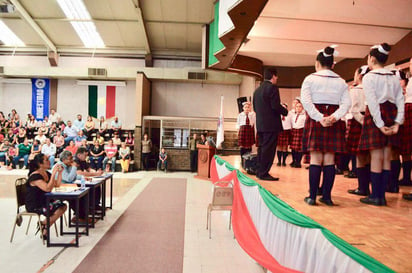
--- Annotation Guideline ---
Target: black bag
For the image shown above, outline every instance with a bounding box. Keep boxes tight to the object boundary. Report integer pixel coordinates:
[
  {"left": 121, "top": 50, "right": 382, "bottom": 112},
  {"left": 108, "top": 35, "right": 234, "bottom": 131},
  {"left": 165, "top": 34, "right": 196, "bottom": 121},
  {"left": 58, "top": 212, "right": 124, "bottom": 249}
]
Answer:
[{"left": 242, "top": 153, "right": 257, "bottom": 175}]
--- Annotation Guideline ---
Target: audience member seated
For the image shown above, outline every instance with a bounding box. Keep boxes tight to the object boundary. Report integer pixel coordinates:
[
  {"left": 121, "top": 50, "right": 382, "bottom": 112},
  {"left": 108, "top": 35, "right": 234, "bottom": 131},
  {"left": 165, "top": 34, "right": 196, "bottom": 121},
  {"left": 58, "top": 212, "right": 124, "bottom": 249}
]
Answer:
[
  {"left": 25, "top": 154, "right": 67, "bottom": 240},
  {"left": 49, "top": 109, "right": 61, "bottom": 124},
  {"left": 29, "top": 139, "right": 42, "bottom": 161},
  {"left": 15, "top": 128, "right": 27, "bottom": 145},
  {"left": 112, "top": 131, "right": 122, "bottom": 146},
  {"left": 5, "top": 129, "right": 15, "bottom": 145},
  {"left": 13, "top": 138, "right": 31, "bottom": 169},
  {"left": 35, "top": 129, "right": 47, "bottom": 145},
  {"left": 0, "top": 127, "right": 3, "bottom": 143},
  {"left": 89, "top": 140, "right": 104, "bottom": 171},
  {"left": 109, "top": 116, "right": 122, "bottom": 138},
  {"left": 93, "top": 132, "right": 105, "bottom": 145},
  {"left": 57, "top": 120, "right": 66, "bottom": 132},
  {"left": 0, "top": 111, "right": 9, "bottom": 132},
  {"left": 157, "top": 148, "right": 168, "bottom": 173},
  {"left": 0, "top": 139, "right": 11, "bottom": 166},
  {"left": 73, "top": 114, "right": 85, "bottom": 132},
  {"left": 119, "top": 142, "right": 130, "bottom": 173},
  {"left": 98, "top": 116, "right": 108, "bottom": 140},
  {"left": 10, "top": 123, "right": 19, "bottom": 135},
  {"left": 84, "top": 116, "right": 95, "bottom": 140},
  {"left": 26, "top": 115, "right": 37, "bottom": 139},
  {"left": 74, "top": 130, "right": 87, "bottom": 146},
  {"left": 38, "top": 122, "right": 49, "bottom": 137},
  {"left": 103, "top": 139, "right": 117, "bottom": 172},
  {"left": 65, "top": 140, "right": 78, "bottom": 155},
  {"left": 13, "top": 113, "right": 21, "bottom": 128},
  {"left": 63, "top": 120, "right": 79, "bottom": 145},
  {"left": 8, "top": 109, "right": 17, "bottom": 121},
  {"left": 48, "top": 123, "right": 58, "bottom": 139},
  {"left": 125, "top": 131, "right": 134, "bottom": 146},
  {"left": 41, "top": 138, "right": 56, "bottom": 167},
  {"left": 53, "top": 130, "right": 65, "bottom": 156},
  {"left": 5, "top": 141, "right": 17, "bottom": 170},
  {"left": 141, "top": 133, "right": 152, "bottom": 171},
  {"left": 43, "top": 116, "right": 51, "bottom": 127}
]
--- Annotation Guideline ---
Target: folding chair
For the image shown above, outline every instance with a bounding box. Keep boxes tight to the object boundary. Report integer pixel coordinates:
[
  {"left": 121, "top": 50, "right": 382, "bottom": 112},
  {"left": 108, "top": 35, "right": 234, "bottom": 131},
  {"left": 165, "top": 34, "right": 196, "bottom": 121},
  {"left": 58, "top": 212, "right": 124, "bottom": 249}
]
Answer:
[
  {"left": 10, "top": 178, "right": 59, "bottom": 244},
  {"left": 206, "top": 181, "right": 233, "bottom": 239}
]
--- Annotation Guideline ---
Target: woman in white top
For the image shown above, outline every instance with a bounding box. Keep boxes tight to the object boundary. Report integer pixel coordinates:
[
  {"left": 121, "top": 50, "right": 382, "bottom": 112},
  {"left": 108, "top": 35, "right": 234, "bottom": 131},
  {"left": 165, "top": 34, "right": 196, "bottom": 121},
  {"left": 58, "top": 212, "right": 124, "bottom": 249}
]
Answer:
[
  {"left": 236, "top": 102, "right": 256, "bottom": 157},
  {"left": 276, "top": 103, "right": 292, "bottom": 166},
  {"left": 290, "top": 101, "right": 306, "bottom": 168},
  {"left": 358, "top": 43, "right": 404, "bottom": 206},
  {"left": 347, "top": 66, "right": 371, "bottom": 196},
  {"left": 402, "top": 59, "right": 412, "bottom": 200},
  {"left": 300, "top": 45, "right": 351, "bottom": 206}
]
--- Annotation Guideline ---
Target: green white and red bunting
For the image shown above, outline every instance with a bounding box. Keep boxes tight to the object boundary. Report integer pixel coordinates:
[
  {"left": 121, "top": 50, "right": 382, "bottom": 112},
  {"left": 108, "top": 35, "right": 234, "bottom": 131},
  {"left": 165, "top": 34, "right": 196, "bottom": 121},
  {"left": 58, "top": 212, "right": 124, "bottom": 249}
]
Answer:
[
  {"left": 210, "top": 156, "right": 395, "bottom": 273},
  {"left": 88, "top": 85, "right": 116, "bottom": 119}
]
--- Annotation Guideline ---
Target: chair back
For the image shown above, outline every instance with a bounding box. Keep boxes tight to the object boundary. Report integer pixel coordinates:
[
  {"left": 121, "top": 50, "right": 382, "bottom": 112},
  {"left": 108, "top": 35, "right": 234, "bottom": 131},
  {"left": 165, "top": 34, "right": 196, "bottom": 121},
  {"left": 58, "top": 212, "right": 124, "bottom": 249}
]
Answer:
[
  {"left": 212, "top": 181, "right": 233, "bottom": 206},
  {"left": 15, "top": 178, "right": 28, "bottom": 211}
]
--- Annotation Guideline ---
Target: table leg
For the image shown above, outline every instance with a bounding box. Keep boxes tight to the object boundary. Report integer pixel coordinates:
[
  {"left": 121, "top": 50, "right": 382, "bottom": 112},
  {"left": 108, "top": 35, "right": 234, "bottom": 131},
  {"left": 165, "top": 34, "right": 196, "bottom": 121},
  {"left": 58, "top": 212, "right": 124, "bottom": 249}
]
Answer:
[{"left": 46, "top": 196, "right": 51, "bottom": 247}]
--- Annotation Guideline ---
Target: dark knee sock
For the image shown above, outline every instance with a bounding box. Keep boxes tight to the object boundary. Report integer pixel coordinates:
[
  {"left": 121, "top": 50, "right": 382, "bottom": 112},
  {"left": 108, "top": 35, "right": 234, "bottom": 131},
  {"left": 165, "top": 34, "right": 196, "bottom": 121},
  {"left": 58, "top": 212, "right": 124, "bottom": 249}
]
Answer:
[
  {"left": 370, "top": 172, "right": 381, "bottom": 199},
  {"left": 282, "top": 152, "right": 288, "bottom": 164},
  {"left": 291, "top": 151, "right": 296, "bottom": 164},
  {"left": 357, "top": 166, "right": 370, "bottom": 194},
  {"left": 351, "top": 155, "right": 357, "bottom": 172},
  {"left": 389, "top": 160, "right": 401, "bottom": 190},
  {"left": 322, "top": 165, "right": 336, "bottom": 200},
  {"left": 309, "top": 165, "right": 322, "bottom": 199},
  {"left": 402, "top": 161, "right": 412, "bottom": 182},
  {"left": 296, "top": 152, "right": 303, "bottom": 165},
  {"left": 381, "top": 170, "right": 390, "bottom": 199},
  {"left": 277, "top": 151, "right": 282, "bottom": 163}
]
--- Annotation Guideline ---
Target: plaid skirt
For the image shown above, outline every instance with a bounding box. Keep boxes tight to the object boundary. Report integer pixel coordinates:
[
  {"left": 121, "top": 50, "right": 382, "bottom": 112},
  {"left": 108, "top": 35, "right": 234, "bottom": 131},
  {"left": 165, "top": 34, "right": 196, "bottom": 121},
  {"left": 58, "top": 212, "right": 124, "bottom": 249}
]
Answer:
[
  {"left": 290, "top": 128, "right": 304, "bottom": 151},
  {"left": 346, "top": 119, "right": 362, "bottom": 154},
  {"left": 302, "top": 104, "right": 346, "bottom": 153},
  {"left": 358, "top": 101, "right": 400, "bottom": 151},
  {"left": 400, "top": 103, "right": 412, "bottom": 155},
  {"left": 238, "top": 125, "right": 255, "bottom": 147},
  {"left": 277, "top": 129, "right": 291, "bottom": 147}
]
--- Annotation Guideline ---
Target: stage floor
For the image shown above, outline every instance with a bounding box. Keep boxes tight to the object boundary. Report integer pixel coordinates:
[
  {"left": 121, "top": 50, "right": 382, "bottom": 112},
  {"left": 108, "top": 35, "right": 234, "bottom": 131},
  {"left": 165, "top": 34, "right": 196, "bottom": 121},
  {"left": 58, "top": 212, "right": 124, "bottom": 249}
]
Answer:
[{"left": 221, "top": 155, "right": 412, "bottom": 273}]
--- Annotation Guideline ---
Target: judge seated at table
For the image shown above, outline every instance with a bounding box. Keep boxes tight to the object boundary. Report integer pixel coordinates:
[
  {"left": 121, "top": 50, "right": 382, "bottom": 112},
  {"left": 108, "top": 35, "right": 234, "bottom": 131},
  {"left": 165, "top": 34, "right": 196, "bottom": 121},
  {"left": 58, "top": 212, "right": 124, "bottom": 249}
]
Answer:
[{"left": 25, "top": 154, "right": 67, "bottom": 240}]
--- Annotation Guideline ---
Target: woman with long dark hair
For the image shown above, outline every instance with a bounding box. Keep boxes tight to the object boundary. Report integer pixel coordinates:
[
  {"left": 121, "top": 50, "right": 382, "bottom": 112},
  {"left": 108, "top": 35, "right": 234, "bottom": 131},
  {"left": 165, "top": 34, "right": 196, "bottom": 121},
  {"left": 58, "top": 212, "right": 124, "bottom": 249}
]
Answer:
[{"left": 25, "top": 154, "right": 67, "bottom": 239}]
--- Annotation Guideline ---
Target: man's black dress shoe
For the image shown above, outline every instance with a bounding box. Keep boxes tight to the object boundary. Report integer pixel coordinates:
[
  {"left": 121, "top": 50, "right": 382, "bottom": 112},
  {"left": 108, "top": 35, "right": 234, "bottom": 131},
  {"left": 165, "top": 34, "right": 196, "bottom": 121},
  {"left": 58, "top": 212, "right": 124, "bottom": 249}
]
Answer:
[
  {"left": 319, "top": 198, "right": 334, "bottom": 206},
  {"left": 259, "top": 174, "right": 279, "bottom": 181},
  {"left": 347, "top": 188, "right": 368, "bottom": 196},
  {"left": 360, "top": 197, "right": 386, "bottom": 206},
  {"left": 277, "top": 162, "right": 281, "bottom": 166},
  {"left": 386, "top": 186, "right": 399, "bottom": 193},
  {"left": 335, "top": 168, "right": 344, "bottom": 175},
  {"left": 403, "top": 193, "right": 412, "bottom": 201},
  {"left": 304, "top": 197, "right": 316, "bottom": 205}
]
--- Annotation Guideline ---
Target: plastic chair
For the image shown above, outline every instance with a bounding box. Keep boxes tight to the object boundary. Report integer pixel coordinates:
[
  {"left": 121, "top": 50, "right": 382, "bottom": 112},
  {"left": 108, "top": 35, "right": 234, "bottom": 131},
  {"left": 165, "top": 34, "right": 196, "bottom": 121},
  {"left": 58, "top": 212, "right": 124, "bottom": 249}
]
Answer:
[
  {"left": 206, "top": 181, "right": 233, "bottom": 239},
  {"left": 10, "top": 178, "right": 58, "bottom": 244}
]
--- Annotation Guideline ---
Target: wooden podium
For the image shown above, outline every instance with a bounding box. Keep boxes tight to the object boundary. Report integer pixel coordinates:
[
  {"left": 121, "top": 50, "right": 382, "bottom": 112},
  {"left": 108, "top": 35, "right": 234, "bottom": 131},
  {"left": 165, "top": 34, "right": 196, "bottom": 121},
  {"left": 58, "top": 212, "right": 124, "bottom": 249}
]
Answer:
[{"left": 196, "top": 144, "right": 216, "bottom": 179}]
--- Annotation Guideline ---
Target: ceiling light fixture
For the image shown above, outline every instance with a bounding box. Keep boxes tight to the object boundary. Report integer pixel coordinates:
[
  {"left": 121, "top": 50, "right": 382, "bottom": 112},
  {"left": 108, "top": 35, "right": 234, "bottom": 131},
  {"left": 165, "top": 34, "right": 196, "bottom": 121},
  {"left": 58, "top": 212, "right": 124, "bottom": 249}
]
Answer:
[
  {"left": 57, "top": 0, "right": 105, "bottom": 48},
  {"left": 0, "top": 20, "right": 24, "bottom": 46}
]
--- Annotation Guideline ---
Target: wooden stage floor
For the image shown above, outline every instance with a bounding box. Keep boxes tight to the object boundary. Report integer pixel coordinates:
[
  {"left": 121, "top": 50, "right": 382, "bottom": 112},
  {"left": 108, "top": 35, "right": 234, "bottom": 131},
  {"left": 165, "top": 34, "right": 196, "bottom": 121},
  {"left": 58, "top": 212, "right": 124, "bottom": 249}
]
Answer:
[{"left": 221, "top": 155, "right": 412, "bottom": 273}]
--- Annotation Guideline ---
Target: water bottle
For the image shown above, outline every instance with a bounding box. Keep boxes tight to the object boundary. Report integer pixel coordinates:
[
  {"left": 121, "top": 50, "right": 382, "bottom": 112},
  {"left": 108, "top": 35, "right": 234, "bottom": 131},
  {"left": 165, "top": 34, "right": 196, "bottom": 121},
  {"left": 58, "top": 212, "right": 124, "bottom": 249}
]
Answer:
[{"left": 80, "top": 176, "right": 86, "bottom": 189}]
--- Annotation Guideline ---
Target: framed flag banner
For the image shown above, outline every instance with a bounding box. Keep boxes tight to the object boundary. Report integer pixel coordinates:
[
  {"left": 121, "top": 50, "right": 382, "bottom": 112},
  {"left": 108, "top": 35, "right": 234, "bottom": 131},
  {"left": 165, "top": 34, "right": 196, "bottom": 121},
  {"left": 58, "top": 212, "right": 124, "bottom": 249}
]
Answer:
[{"left": 31, "top": 78, "right": 50, "bottom": 121}]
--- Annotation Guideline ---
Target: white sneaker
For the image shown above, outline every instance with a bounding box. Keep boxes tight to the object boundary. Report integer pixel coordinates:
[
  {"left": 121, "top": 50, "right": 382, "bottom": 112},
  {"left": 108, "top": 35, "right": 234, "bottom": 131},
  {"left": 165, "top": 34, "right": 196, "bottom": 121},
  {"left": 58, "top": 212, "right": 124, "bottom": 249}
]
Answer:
[{"left": 22, "top": 166, "right": 27, "bottom": 169}]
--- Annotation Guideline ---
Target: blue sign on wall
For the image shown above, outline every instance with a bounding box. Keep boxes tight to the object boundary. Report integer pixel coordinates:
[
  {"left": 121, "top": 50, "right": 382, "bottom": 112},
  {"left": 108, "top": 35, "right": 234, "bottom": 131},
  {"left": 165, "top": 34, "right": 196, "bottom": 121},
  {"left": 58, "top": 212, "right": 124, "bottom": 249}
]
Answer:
[{"left": 31, "top": 78, "right": 50, "bottom": 121}]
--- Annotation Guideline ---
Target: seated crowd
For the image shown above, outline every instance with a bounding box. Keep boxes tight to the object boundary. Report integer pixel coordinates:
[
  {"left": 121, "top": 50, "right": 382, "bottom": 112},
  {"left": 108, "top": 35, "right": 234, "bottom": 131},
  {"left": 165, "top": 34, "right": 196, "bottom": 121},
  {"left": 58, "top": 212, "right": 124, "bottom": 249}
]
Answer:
[{"left": 0, "top": 109, "right": 134, "bottom": 173}]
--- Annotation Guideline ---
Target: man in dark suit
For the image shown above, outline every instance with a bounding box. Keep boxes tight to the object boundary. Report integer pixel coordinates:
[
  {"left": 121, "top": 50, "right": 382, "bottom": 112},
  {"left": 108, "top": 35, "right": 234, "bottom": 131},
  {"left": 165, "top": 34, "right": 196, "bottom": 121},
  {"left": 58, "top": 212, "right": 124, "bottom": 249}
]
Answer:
[{"left": 253, "top": 68, "right": 288, "bottom": 181}]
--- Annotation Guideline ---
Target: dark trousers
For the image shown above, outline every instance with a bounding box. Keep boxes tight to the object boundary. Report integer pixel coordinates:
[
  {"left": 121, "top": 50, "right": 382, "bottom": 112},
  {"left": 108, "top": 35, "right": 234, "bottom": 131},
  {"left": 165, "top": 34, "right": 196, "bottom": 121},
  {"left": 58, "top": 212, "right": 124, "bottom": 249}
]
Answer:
[
  {"left": 190, "top": 150, "right": 198, "bottom": 172},
  {"left": 257, "top": 131, "right": 278, "bottom": 177},
  {"left": 142, "top": 152, "right": 150, "bottom": 170}
]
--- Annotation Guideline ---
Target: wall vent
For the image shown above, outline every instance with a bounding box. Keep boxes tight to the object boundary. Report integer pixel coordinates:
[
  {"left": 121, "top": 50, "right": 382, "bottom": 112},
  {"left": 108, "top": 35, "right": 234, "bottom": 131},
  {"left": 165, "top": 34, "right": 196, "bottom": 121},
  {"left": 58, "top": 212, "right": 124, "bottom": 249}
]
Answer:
[
  {"left": 88, "top": 68, "right": 107, "bottom": 77},
  {"left": 188, "top": 72, "right": 207, "bottom": 80}
]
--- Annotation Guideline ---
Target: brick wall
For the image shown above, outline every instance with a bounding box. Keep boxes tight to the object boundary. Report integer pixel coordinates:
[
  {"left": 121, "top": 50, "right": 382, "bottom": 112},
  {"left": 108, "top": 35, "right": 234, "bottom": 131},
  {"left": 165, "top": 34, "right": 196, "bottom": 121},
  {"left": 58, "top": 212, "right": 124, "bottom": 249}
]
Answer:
[{"left": 166, "top": 148, "right": 190, "bottom": 171}]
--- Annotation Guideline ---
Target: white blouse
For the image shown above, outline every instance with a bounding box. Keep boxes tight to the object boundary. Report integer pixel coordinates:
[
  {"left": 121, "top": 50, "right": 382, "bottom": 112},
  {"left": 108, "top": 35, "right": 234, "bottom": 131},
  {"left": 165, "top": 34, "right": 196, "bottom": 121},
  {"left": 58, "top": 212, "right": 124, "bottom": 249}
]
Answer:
[
  {"left": 281, "top": 112, "right": 292, "bottom": 130},
  {"left": 349, "top": 84, "right": 366, "bottom": 124},
  {"left": 363, "top": 68, "right": 404, "bottom": 128},
  {"left": 301, "top": 69, "right": 351, "bottom": 122},
  {"left": 405, "top": 80, "right": 412, "bottom": 104},
  {"left": 291, "top": 112, "right": 306, "bottom": 129},
  {"left": 236, "top": 111, "right": 256, "bottom": 129}
]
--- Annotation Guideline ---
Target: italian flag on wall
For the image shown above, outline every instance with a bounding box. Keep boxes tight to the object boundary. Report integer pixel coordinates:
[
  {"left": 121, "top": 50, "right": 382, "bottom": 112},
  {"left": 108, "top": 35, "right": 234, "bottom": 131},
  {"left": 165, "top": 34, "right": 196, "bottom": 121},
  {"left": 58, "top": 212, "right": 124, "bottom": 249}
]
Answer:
[{"left": 88, "top": 85, "right": 116, "bottom": 118}]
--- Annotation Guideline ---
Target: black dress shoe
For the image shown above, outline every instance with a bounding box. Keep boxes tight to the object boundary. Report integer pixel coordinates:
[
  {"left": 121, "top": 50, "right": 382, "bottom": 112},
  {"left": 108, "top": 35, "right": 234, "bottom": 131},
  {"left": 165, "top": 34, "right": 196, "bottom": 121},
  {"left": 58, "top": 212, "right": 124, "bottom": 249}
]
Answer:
[
  {"left": 360, "top": 197, "right": 385, "bottom": 206},
  {"left": 295, "top": 164, "right": 302, "bottom": 168},
  {"left": 319, "top": 198, "right": 334, "bottom": 206},
  {"left": 304, "top": 197, "right": 316, "bottom": 205},
  {"left": 345, "top": 171, "right": 357, "bottom": 179},
  {"left": 399, "top": 179, "right": 412, "bottom": 186},
  {"left": 403, "top": 193, "right": 412, "bottom": 201},
  {"left": 277, "top": 162, "right": 281, "bottom": 166},
  {"left": 386, "top": 186, "right": 399, "bottom": 193},
  {"left": 347, "top": 188, "right": 368, "bottom": 196},
  {"left": 316, "top": 188, "right": 322, "bottom": 196},
  {"left": 335, "top": 168, "right": 344, "bottom": 175},
  {"left": 282, "top": 162, "right": 286, "bottom": 167},
  {"left": 290, "top": 162, "right": 296, "bottom": 167},
  {"left": 259, "top": 175, "right": 279, "bottom": 181}
]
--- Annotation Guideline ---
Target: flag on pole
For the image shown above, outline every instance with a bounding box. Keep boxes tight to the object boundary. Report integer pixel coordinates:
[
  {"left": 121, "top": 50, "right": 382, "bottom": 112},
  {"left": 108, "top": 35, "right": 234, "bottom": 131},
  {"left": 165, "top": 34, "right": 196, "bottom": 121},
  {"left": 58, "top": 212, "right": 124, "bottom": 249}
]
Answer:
[
  {"left": 88, "top": 85, "right": 116, "bottom": 118},
  {"left": 216, "top": 95, "right": 224, "bottom": 149}
]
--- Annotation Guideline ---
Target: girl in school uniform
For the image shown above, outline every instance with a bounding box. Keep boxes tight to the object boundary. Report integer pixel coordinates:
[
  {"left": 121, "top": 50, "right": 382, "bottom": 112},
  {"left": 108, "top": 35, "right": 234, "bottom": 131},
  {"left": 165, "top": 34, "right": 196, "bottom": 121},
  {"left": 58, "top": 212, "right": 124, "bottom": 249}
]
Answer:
[
  {"left": 358, "top": 43, "right": 404, "bottom": 206},
  {"left": 276, "top": 103, "right": 292, "bottom": 166},
  {"left": 301, "top": 45, "right": 351, "bottom": 206},
  {"left": 347, "top": 66, "right": 371, "bottom": 196},
  {"left": 290, "top": 101, "right": 306, "bottom": 168},
  {"left": 401, "top": 59, "right": 412, "bottom": 200},
  {"left": 236, "top": 102, "right": 256, "bottom": 157}
]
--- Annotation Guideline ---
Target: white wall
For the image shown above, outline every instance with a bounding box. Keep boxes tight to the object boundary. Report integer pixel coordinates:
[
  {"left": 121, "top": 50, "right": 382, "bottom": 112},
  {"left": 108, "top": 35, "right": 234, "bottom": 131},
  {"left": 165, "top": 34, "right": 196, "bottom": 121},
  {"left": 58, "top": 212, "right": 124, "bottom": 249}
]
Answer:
[
  {"left": 0, "top": 82, "right": 32, "bottom": 118},
  {"left": 151, "top": 81, "right": 239, "bottom": 118}
]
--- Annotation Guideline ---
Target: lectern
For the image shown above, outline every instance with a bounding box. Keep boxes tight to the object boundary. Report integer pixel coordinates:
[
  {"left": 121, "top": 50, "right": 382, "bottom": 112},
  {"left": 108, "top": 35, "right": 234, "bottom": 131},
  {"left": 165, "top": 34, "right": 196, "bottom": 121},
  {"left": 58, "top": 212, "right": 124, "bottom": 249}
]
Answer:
[{"left": 197, "top": 144, "right": 216, "bottom": 179}]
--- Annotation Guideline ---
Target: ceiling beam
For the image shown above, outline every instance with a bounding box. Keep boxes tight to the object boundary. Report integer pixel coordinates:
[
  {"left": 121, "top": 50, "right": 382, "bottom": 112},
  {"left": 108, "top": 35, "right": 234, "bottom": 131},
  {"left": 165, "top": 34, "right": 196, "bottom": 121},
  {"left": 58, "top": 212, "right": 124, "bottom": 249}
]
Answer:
[
  {"left": 33, "top": 18, "right": 207, "bottom": 25},
  {"left": 9, "top": 0, "right": 57, "bottom": 53},
  {"left": 132, "top": 0, "right": 151, "bottom": 55},
  {"left": 245, "top": 36, "right": 373, "bottom": 47}
]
